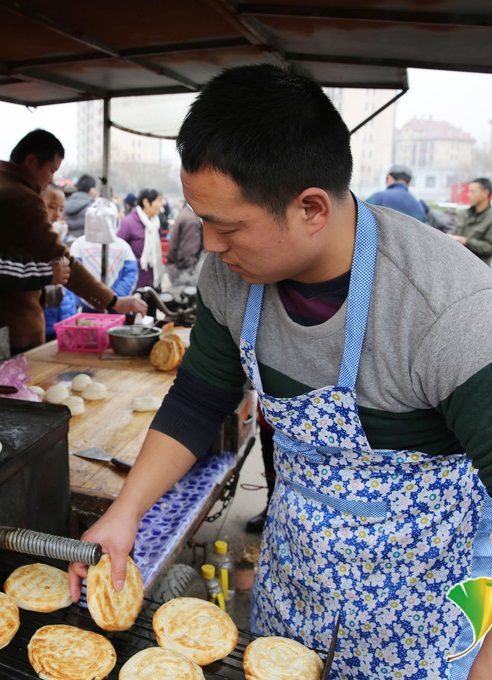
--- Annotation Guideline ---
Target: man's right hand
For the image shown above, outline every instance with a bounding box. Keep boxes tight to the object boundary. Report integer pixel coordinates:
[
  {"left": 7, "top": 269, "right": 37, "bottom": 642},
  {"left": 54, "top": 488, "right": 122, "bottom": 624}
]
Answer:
[
  {"left": 50, "top": 258, "right": 71, "bottom": 285},
  {"left": 68, "top": 503, "right": 141, "bottom": 603},
  {"left": 68, "top": 431, "right": 197, "bottom": 602}
]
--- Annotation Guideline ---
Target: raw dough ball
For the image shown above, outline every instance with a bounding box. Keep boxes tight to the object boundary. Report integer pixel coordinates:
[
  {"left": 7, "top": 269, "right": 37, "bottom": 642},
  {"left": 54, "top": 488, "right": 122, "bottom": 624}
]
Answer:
[
  {"left": 62, "top": 396, "right": 85, "bottom": 416},
  {"left": 82, "top": 381, "right": 107, "bottom": 401},
  {"left": 71, "top": 373, "right": 92, "bottom": 391},
  {"left": 29, "top": 385, "right": 46, "bottom": 400},
  {"left": 131, "top": 396, "right": 162, "bottom": 412},
  {"left": 45, "top": 384, "right": 70, "bottom": 404}
]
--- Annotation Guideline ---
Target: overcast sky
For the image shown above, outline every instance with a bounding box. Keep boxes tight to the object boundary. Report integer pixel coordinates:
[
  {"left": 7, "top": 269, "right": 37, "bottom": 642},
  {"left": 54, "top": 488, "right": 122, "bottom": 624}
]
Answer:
[
  {"left": 0, "top": 68, "right": 491, "bottom": 172},
  {"left": 395, "top": 69, "right": 492, "bottom": 146}
]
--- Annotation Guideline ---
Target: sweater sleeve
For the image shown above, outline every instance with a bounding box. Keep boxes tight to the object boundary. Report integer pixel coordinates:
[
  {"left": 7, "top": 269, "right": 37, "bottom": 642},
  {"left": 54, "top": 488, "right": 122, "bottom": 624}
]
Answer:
[
  {"left": 65, "top": 257, "right": 114, "bottom": 310},
  {"left": 150, "top": 366, "right": 244, "bottom": 459},
  {"left": 436, "top": 363, "right": 492, "bottom": 496},
  {"left": 411, "top": 289, "right": 492, "bottom": 495},
  {"left": 112, "top": 260, "right": 138, "bottom": 296},
  {"left": 466, "top": 224, "right": 492, "bottom": 260},
  {"left": 0, "top": 256, "right": 53, "bottom": 291}
]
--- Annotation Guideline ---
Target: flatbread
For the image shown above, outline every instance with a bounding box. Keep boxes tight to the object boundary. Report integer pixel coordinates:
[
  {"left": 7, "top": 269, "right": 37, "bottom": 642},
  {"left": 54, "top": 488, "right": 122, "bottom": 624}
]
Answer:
[
  {"left": 119, "top": 646, "right": 205, "bottom": 679},
  {"left": 28, "top": 624, "right": 116, "bottom": 680},
  {"left": 243, "top": 636, "right": 324, "bottom": 680},
  {"left": 4, "top": 563, "right": 72, "bottom": 612},
  {"left": 152, "top": 597, "right": 238, "bottom": 666},
  {"left": 86, "top": 554, "right": 144, "bottom": 631},
  {"left": 0, "top": 592, "right": 20, "bottom": 649}
]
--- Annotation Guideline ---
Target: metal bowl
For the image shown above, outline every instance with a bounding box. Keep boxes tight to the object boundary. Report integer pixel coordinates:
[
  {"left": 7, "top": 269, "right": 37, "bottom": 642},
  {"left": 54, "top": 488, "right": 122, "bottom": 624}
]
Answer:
[{"left": 107, "top": 325, "right": 161, "bottom": 357}]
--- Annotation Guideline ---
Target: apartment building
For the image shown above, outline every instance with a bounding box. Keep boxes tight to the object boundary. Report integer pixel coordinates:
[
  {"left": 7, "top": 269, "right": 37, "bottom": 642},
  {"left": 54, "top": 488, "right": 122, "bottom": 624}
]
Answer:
[
  {"left": 77, "top": 100, "right": 162, "bottom": 169},
  {"left": 394, "top": 117, "right": 475, "bottom": 202}
]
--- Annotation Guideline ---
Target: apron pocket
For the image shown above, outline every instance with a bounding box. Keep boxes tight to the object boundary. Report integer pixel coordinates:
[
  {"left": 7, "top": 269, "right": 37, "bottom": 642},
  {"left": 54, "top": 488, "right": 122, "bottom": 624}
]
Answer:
[{"left": 280, "top": 475, "right": 387, "bottom": 520}]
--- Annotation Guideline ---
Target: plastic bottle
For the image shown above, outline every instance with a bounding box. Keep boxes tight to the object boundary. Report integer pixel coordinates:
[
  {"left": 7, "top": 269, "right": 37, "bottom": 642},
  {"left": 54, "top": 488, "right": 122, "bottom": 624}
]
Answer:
[
  {"left": 200, "top": 564, "right": 226, "bottom": 611},
  {"left": 209, "top": 540, "right": 235, "bottom": 605}
]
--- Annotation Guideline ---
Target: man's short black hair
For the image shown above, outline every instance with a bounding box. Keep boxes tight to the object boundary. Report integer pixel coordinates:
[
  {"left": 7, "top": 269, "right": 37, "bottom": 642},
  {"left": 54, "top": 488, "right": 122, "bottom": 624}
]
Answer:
[
  {"left": 10, "top": 129, "right": 65, "bottom": 165},
  {"left": 177, "top": 64, "right": 353, "bottom": 219},
  {"left": 76, "top": 174, "right": 97, "bottom": 193},
  {"left": 471, "top": 177, "right": 492, "bottom": 196}
]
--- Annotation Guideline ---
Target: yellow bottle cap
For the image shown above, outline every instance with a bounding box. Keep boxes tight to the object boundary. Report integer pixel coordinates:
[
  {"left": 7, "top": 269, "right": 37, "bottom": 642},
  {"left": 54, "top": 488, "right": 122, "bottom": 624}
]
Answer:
[
  {"left": 201, "top": 564, "right": 216, "bottom": 579},
  {"left": 215, "top": 540, "right": 228, "bottom": 555}
]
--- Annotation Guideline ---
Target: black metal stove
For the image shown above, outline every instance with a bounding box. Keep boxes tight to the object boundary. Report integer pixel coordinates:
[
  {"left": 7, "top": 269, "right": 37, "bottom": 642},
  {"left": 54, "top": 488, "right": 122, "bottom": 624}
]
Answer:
[
  {"left": 136, "top": 286, "right": 197, "bottom": 327},
  {"left": 0, "top": 398, "right": 71, "bottom": 537}
]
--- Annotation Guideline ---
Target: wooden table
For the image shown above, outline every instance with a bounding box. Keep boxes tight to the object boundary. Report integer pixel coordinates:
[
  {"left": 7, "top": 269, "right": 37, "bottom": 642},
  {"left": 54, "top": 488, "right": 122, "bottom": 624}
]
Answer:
[{"left": 25, "top": 340, "right": 177, "bottom": 503}]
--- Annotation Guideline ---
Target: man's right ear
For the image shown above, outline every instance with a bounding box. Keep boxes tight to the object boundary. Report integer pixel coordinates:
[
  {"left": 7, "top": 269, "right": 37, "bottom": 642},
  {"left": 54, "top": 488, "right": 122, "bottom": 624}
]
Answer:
[{"left": 22, "top": 153, "right": 38, "bottom": 173}]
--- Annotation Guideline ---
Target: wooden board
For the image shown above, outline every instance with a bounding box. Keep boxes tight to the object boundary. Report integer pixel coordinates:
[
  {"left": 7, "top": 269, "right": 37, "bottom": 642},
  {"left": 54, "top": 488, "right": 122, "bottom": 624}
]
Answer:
[{"left": 24, "top": 342, "right": 179, "bottom": 501}]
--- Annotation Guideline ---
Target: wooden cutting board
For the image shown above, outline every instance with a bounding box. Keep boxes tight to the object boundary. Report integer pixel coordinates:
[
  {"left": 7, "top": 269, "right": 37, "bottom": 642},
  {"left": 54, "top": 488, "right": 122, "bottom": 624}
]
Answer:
[{"left": 24, "top": 341, "right": 179, "bottom": 501}]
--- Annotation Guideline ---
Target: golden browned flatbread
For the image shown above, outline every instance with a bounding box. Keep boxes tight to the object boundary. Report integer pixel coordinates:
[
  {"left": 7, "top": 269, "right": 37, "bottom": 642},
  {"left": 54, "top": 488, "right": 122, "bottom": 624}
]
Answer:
[
  {"left": 86, "top": 554, "right": 143, "bottom": 631},
  {"left": 243, "top": 635, "right": 324, "bottom": 680},
  {"left": 28, "top": 624, "right": 116, "bottom": 680},
  {"left": 4, "top": 563, "right": 72, "bottom": 612},
  {"left": 119, "top": 646, "right": 205, "bottom": 679},
  {"left": 0, "top": 592, "right": 20, "bottom": 649},
  {"left": 152, "top": 597, "right": 238, "bottom": 666}
]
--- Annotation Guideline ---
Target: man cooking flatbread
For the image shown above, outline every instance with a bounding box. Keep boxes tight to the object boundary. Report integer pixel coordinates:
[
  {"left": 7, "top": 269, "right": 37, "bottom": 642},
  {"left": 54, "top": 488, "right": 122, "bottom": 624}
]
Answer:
[{"left": 70, "top": 65, "right": 492, "bottom": 679}]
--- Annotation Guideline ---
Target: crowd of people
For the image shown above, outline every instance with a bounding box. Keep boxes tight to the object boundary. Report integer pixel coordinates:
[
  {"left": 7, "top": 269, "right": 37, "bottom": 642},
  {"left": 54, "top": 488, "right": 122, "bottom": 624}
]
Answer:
[{"left": 0, "top": 130, "right": 207, "bottom": 350}]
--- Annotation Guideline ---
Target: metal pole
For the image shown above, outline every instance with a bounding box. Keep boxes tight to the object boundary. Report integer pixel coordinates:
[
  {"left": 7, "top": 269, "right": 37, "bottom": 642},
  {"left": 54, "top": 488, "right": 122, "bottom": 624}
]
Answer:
[{"left": 100, "top": 98, "right": 111, "bottom": 285}]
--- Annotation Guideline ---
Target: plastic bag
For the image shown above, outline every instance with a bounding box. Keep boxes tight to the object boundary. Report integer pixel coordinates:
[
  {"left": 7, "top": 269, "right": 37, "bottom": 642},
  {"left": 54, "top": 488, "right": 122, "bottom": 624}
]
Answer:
[
  {"left": 84, "top": 197, "right": 118, "bottom": 244},
  {"left": 0, "top": 355, "right": 41, "bottom": 402}
]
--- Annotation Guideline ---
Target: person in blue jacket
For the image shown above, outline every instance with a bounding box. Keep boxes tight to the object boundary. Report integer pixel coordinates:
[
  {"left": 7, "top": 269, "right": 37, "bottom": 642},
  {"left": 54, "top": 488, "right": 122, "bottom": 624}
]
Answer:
[{"left": 366, "top": 164, "right": 426, "bottom": 222}]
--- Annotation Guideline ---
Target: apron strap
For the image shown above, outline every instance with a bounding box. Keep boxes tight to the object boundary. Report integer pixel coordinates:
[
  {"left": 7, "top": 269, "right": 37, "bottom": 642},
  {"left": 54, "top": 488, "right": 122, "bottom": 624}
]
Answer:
[
  {"left": 337, "top": 199, "right": 378, "bottom": 388},
  {"left": 241, "top": 283, "right": 264, "bottom": 348}
]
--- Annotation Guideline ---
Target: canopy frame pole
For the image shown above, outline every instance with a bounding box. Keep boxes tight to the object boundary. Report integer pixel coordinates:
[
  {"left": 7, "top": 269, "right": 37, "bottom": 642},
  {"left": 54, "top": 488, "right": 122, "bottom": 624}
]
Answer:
[{"left": 100, "top": 98, "right": 111, "bottom": 286}]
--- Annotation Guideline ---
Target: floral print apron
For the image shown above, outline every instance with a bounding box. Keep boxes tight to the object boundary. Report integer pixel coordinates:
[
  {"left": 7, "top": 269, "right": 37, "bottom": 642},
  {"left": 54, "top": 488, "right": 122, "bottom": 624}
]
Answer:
[{"left": 239, "top": 199, "right": 491, "bottom": 679}]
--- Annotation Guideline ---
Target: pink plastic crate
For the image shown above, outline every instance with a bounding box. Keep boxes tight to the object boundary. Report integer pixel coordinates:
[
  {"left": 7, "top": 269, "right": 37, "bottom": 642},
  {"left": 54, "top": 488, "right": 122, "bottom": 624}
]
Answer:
[{"left": 53, "top": 313, "right": 125, "bottom": 353}]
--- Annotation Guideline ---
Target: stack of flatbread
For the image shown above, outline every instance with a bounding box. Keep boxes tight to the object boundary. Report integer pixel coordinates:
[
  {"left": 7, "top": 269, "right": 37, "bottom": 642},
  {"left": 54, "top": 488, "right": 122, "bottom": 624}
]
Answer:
[
  {"left": 152, "top": 597, "right": 238, "bottom": 665},
  {"left": 243, "top": 635, "right": 324, "bottom": 680},
  {"left": 0, "top": 592, "right": 20, "bottom": 649},
  {"left": 4, "top": 563, "right": 72, "bottom": 612},
  {"left": 28, "top": 624, "right": 116, "bottom": 680},
  {"left": 86, "top": 554, "right": 144, "bottom": 631},
  {"left": 149, "top": 323, "right": 187, "bottom": 371}
]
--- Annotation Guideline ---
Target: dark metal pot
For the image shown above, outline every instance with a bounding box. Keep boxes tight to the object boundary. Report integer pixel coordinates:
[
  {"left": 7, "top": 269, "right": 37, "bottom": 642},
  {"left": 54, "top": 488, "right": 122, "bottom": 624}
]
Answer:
[{"left": 107, "top": 325, "right": 161, "bottom": 357}]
